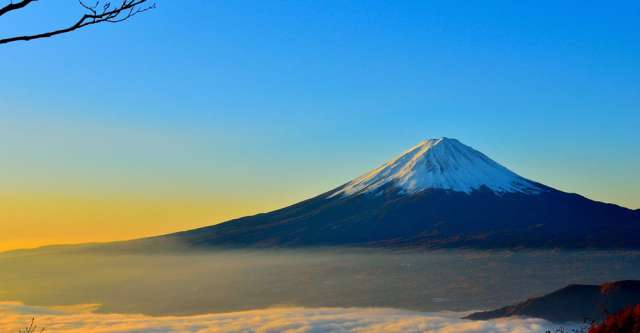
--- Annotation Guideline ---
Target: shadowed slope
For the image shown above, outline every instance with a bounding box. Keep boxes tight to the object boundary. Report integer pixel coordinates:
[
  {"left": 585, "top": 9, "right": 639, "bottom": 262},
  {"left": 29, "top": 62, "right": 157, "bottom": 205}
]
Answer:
[
  {"left": 466, "top": 280, "right": 640, "bottom": 323},
  {"left": 132, "top": 138, "right": 640, "bottom": 250},
  {"left": 85, "top": 138, "right": 640, "bottom": 251},
  {"left": 161, "top": 186, "right": 640, "bottom": 249}
]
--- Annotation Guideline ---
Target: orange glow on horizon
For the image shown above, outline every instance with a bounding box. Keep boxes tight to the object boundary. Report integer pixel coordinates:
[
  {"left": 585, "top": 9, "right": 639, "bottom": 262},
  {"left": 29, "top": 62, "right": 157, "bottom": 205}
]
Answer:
[{"left": 0, "top": 193, "right": 286, "bottom": 252}]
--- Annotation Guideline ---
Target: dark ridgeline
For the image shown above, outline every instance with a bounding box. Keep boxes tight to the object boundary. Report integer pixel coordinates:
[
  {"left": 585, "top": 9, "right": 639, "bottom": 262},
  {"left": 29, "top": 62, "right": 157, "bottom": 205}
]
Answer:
[
  {"left": 139, "top": 138, "right": 640, "bottom": 250},
  {"left": 465, "top": 280, "right": 640, "bottom": 323},
  {"left": 157, "top": 185, "right": 640, "bottom": 249}
]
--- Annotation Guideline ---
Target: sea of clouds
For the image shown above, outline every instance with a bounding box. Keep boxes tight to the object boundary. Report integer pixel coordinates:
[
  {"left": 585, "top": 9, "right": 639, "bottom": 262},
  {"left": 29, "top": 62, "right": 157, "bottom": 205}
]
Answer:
[{"left": 0, "top": 301, "right": 579, "bottom": 333}]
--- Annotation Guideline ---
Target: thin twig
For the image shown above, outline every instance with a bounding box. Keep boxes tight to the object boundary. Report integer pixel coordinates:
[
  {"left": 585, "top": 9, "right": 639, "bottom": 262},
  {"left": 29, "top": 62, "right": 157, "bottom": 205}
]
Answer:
[{"left": 0, "top": 0, "right": 154, "bottom": 44}]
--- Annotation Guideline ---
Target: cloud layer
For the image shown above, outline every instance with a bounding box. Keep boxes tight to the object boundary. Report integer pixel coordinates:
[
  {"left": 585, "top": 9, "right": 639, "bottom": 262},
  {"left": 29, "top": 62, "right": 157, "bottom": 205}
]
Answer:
[{"left": 0, "top": 302, "right": 571, "bottom": 333}]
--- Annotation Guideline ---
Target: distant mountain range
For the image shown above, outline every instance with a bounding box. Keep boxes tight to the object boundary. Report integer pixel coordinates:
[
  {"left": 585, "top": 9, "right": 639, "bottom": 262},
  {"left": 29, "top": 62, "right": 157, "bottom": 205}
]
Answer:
[
  {"left": 111, "top": 138, "right": 640, "bottom": 250},
  {"left": 466, "top": 280, "right": 640, "bottom": 322}
]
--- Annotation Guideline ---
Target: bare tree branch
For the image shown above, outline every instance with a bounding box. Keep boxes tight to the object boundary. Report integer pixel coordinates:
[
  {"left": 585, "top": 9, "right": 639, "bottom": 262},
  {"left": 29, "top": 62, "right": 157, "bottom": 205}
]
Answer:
[
  {"left": 0, "top": 0, "right": 154, "bottom": 44},
  {"left": 0, "top": 0, "right": 37, "bottom": 17}
]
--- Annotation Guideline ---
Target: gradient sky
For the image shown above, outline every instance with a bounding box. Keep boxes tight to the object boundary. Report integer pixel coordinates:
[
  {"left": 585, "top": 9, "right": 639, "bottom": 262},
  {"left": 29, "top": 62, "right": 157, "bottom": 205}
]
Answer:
[{"left": 1, "top": 1, "right": 639, "bottom": 251}]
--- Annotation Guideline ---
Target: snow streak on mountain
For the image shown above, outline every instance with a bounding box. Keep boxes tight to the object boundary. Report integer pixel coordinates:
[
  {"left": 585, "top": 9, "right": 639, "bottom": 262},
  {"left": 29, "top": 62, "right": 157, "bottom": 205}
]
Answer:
[
  {"left": 101, "top": 137, "right": 640, "bottom": 251},
  {"left": 331, "top": 137, "right": 542, "bottom": 197}
]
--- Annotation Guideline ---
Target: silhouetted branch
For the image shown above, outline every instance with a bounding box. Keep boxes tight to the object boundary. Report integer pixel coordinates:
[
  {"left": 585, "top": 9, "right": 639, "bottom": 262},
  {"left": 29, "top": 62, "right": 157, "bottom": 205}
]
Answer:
[
  {"left": 0, "top": 0, "right": 154, "bottom": 44},
  {"left": 0, "top": 0, "right": 37, "bottom": 17}
]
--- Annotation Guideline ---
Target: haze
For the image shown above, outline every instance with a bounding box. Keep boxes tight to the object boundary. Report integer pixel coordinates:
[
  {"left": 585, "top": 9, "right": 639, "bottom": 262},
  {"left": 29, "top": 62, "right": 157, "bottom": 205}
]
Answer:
[{"left": 2, "top": 248, "right": 640, "bottom": 315}]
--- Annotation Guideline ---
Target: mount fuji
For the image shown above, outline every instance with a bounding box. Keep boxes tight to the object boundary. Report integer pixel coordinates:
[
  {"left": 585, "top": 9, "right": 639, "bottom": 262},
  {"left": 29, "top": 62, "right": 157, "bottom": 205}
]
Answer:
[
  {"left": 143, "top": 137, "right": 640, "bottom": 250},
  {"left": 330, "top": 138, "right": 543, "bottom": 197}
]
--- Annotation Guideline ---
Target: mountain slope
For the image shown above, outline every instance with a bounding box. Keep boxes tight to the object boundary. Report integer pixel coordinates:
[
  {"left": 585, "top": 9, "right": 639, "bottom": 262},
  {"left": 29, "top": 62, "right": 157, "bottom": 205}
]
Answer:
[
  {"left": 149, "top": 137, "right": 640, "bottom": 250},
  {"left": 332, "top": 138, "right": 542, "bottom": 196},
  {"left": 465, "top": 280, "right": 640, "bottom": 322}
]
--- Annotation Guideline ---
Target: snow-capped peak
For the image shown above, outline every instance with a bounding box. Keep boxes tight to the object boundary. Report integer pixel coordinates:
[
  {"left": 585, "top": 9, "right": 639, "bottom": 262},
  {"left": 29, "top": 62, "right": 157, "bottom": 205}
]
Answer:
[{"left": 330, "top": 137, "right": 543, "bottom": 197}]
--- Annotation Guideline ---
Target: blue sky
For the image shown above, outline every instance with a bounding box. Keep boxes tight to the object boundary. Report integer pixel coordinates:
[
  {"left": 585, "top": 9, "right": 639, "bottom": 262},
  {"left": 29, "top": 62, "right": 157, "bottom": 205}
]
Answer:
[{"left": 0, "top": 0, "right": 639, "bottom": 248}]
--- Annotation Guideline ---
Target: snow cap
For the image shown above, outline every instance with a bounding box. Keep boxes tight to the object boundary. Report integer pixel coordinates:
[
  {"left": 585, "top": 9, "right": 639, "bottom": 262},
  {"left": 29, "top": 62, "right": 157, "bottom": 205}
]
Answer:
[{"left": 331, "top": 137, "right": 542, "bottom": 197}]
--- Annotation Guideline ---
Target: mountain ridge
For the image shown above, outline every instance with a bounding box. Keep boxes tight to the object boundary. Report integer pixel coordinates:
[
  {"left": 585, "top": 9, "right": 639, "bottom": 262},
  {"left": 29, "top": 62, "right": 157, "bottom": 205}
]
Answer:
[
  {"left": 22, "top": 137, "right": 640, "bottom": 252},
  {"left": 118, "top": 137, "right": 636, "bottom": 251},
  {"left": 465, "top": 280, "right": 640, "bottom": 322},
  {"left": 159, "top": 186, "right": 639, "bottom": 249},
  {"left": 331, "top": 137, "right": 543, "bottom": 197},
  {"left": 129, "top": 137, "right": 640, "bottom": 250}
]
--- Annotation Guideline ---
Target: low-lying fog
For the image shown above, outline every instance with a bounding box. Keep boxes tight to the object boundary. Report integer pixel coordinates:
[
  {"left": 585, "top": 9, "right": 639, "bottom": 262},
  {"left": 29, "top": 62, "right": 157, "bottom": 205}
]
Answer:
[{"left": 2, "top": 249, "right": 640, "bottom": 315}]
